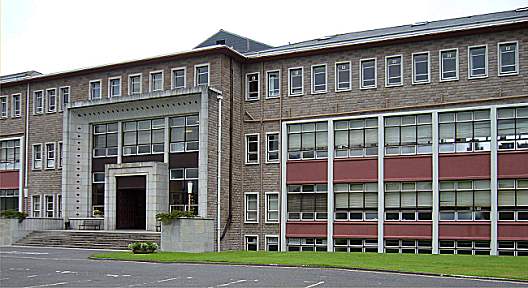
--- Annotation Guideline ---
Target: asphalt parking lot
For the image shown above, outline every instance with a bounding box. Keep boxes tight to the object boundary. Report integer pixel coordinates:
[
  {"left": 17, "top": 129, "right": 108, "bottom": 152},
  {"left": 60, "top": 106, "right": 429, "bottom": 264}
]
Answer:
[{"left": 1, "top": 246, "right": 526, "bottom": 287}]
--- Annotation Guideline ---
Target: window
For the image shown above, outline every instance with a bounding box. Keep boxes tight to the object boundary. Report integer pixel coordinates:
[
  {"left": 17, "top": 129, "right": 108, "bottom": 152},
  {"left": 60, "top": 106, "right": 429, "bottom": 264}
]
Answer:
[
  {"left": 468, "top": 45, "right": 487, "bottom": 78},
  {"left": 92, "top": 172, "right": 105, "bottom": 183},
  {"left": 45, "top": 143, "right": 56, "bottom": 169},
  {"left": 32, "top": 144, "right": 42, "bottom": 170},
  {"left": 32, "top": 195, "right": 41, "bottom": 217},
  {"left": 497, "top": 107, "right": 528, "bottom": 150},
  {"left": 195, "top": 64, "right": 209, "bottom": 86},
  {"left": 412, "top": 52, "right": 430, "bottom": 84},
  {"left": 108, "top": 77, "right": 121, "bottom": 97},
  {"left": 150, "top": 71, "right": 164, "bottom": 92},
  {"left": 311, "top": 64, "right": 327, "bottom": 93},
  {"left": 245, "top": 235, "right": 258, "bottom": 251},
  {"left": 58, "top": 142, "right": 63, "bottom": 168},
  {"left": 334, "top": 183, "right": 378, "bottom": 221},
  {"left": 46, "top": 88, "right": 57, "bottom": 112},
  {"left": 89, "top": 80, "right": 102, "bottom": 99},
  {"left": 288, "top": 67, "right": 303, "bottom": 96},
  {"left": 0, "top": 139, "right": 20, "bottom": 170},
  {"left": 360, "top": 58, "right": 376, "bottom": 89},
  {"left": 57, "top": 195, "right": 62, "bottom": 218},
  {"left": 440, "top": 240, "right": 490, "bottom": 255},
  {"left": 498, "top": 240, "right": 528, "bottom": 256},
  {"left": 93, "top": 122, "right": 118, "bottom": 157},
  {"left": 439, "top": 49, "right": 458, "bottom": 81},
  {"left": 12, "top": 94, "right": 21, "bottom": 117},
  {"left": 245, "top": 192, "right": 259, "bottom": 223},
  {"left": 335, "top": 62, "right": 351, "bottom": 91},
  {"left": 333, "top": 239, "right": 380, "bottom": 253},
  {"left": 0, "top": 96, "right": 7, "bottom": 118},
  {"left": 379, "top": 239, "right": 432, "bottom": 254},
  {"left": 266, "top": 70, "right": 280, "bottom": 98},
  {"left": 34, "top": 90, "right": 44, "bottom": 114},
  {"left": 45, "top": 195, "right": 54, "bottom": 217},
  {"left": 384, "top": 182, "right": 433, "bottom": 221},
  {"left": 59, "top": 86, "right": 70, "bottom": 112},
  {"left": 385, "top": 55, "right": 402, "bottom": 86},
  {"left": 0, "top": 189, "right": 19, "bottom": 212},
  {"left": 128, "top": 74, "right": 142, "bottom": 95},
  {"left": 266, "top": 192, "right": 279, "bottom": 223},
  {"left": 439, "top": 180, "right": 491, "bottom": 221},
  {"left": 334, "top": 118, "right": 378, "bottom": 158},
  {"left": 123, "top": 119, "right": 165, "bottom": 156},
  {"left": 498, "top": 179, "right": 528, "bottom": 208},
  {"left": 287, "top": 122, "right": 328, "bottom": 160},
  {"left": 245, "top": 134, "right": 259, "bottom": 164},
  {"left": 171, "top": 68, "right": 186, "bottom": 89},
  {"left": 287, "top": 184, "right": 328, "bottom": 220},
  {"left": 498, "top": 41, "right": 519, "bottom": 76},
  {"left": 169, "top": 168, "right": 198, "bottom": 213},
  {"left": 169, "top": 115, "right": 199, "bottom": 153},
  {"left": 266, "top": 133, "right": 279, "bottom": 163},
  {"left": 439, "top": 110, "right": 491, "bottom": 153},
  {"left": 266, "top": 236, "right": 279, "bottom": 251},
  {"left": 287, "top": 238, "right": 327, "bottom": 252},
  {"left": 246, "top": 72, "right": 260, "bottom": 101},
  {"left": 385, "top": 114, "right": 432, "bottom": 155}
]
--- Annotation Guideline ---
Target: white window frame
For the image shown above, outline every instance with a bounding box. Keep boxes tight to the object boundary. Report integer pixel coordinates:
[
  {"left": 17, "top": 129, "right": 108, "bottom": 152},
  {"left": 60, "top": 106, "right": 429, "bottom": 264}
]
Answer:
[
  {"left": 171, "top": 67, "right": 186, "bottom": 89},
  {"left": 32, "top": 143, "right": 42, "bottom": 170},
  {"left": 58, "top": 86, "right": 70, "bottom": 112},
  {"left": 0, "top": 95, "right": 8, "bottom": 118},
  {"left": 194, "top": 63, "right": 210, "bottom": 86},
  {"left": 89, "top": 79, "right": 102, "bottom": 100},
  {"left": 288, "top": 67, "right": 304, "bottom": 96},
  {"left": 335, "top": 61, "right": 352, "bottom": 92},
  {"left": 265, "top": 235, "right": 279, "bottom": 251},
  {"left": 385, "top": 55, "right": 403, "bottom": 87},
  {"left": 32, "top": 195, "right": 41, "bottom": 217},
  {"left": 467, "top": 45, "right": 488, "bottom": 79},
  {"left": 245, "top": 133, "right": 260, "bottom": 165},
  {"left": 497, "top": 41, "right": 519, "bottom": 76},
  {"left": 128, "top": 73, "right": 143, "bottom": 95},
  {"left": 244, "top": 192, "right": 259, "bottom": 223},
  {"left": 33, "top": 90, "right": 44, "bottom": 114},
  {"left": 245, "top": 234, "right": 259, "bottom": 251},
  {"left": 11, "top": 93, "right": 21, "bottom": 117},
  {"left": 265, "top": 132, "right": 280, "bottom": 163},
  {"left": 359, "top": 58, "right": 377, "bottom": 89},
  {"left": 265, "top": 69, "right": 281, "bottom": 99},
  {"left": 412, "top": 51, "right": 431, "bottom": 84},
  {"left": 92, "top": 172, "right": 105, "bottom": 184},
  {"left": 44, "top": 194, "right": 54, "bottom": 218},
  {"left": 439, "top": 48, "right": 459, "bottom": 82},
  {"left": 311, "top": 64, "right": 327, "bottom": 94},
  {"left": 265, "top": 192, "right": 279, "bottom": 223},
  {"left": 245, "top": 72, "right": 260, "bottom": 101},
  {"left": 46, "top": 88, "right": 57, "bottom": 113},
  {"left": 149, "top": 70, "right": 164, "bottom": 92},
  {"left": 108, "top": 76, "right": 122, "bottom": 98},
  {"left": 45, "top": 142, "right": 56, "bottom": 170}
]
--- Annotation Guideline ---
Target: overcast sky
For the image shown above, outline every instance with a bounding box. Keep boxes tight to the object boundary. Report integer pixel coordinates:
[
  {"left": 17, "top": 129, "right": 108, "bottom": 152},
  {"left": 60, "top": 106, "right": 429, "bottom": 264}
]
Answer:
[{"left": 1, "top": 0, "right": 526, "bottom": 75}]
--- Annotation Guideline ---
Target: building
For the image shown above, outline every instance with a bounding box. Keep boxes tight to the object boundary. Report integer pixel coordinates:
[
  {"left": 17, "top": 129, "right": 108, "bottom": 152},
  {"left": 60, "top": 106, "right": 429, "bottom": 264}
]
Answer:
[{"left": 1, "top": 8, "right": 527, "bottom": 256}]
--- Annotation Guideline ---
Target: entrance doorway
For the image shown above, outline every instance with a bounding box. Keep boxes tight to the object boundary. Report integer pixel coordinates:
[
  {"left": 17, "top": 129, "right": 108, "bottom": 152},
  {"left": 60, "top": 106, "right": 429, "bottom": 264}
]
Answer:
[{"left": 116, "top": 176, "right": 146, "bottom": 229}]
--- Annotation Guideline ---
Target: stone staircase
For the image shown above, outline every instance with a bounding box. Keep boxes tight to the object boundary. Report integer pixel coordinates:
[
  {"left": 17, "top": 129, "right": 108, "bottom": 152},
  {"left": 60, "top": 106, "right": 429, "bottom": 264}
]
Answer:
[{"left": 14, "top": 230, "right": 161, "bottom": 250}]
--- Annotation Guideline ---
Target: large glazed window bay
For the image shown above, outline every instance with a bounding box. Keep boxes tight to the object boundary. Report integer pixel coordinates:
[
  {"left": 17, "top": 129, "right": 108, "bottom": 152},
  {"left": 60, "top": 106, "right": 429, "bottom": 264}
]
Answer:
[
  {"left": 170, "top": 115, "right": 199, "bottom": 153},
  {"left": 288, "top": 122, "right": 327, "bottom": 160}
]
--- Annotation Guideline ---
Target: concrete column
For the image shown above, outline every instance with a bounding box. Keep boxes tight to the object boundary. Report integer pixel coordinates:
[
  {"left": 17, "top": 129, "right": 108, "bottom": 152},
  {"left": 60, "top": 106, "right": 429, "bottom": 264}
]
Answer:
[
  {"left": 164, "top": 117, "right": 170, "bottom": 164},
  {"left": 490, "top": 106, "right": 498, "bottom": 256},
  {"left": 198, "top": 89, "right": 209, "bottom": 217},
  {"left": 377, "top": 115, "right": 384, "bottom": 253},
  {"left": 18, "top": 136, "right": 24, "bottom": 213},
  {"left": 327, "top": 119, "right": 334, "bottom": 252},
  {"left": 432, "top": 111, "right": 440, "bottom": 254},
  {"left": 117, "top": 122, "right": 122, "bottom": 164},
  {"left": 280, "top": 121, "right": 288, "bottom": 252}
]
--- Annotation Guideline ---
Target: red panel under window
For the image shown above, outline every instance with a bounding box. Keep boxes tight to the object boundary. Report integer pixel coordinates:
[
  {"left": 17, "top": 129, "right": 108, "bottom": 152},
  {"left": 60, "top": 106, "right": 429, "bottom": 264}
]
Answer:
[
  {"left": 0, "top": 171, "right": 19, "bottom": 189},
  {"left": 333, "top": 222, "right": 377, "bottom": 238},
  {"left": 439, "top": 222, "right": 490, "bottom": 240},
  {"left": 384, "top": 156, "right": 432, "bottom": 181},
  {"left": 384, "top": 222, "right": 432, "bottom": 239},
  {"left": 498, "top": 222, "right": 528, "bottom": 240},
  {"left": 439, "top": 153, "right": 490, "bottom": 180},
  {"left": 334, "top": 158, "right": 377, "bottom": 183},
  {"left": 498, "top": 151, "right": 528, "bottom": 178},
  {"left": 286, "top": 222, "right": 327, "bottom": 237},
  {"left": 287, "top": 160, "right": 327, "bottom": 184}
]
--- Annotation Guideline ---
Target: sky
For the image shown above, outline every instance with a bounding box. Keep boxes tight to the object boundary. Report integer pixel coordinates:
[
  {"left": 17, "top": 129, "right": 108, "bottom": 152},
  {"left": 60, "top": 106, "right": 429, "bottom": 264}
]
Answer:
[{"left": 1, "top": 0, "right": 527, "bottom": 76}]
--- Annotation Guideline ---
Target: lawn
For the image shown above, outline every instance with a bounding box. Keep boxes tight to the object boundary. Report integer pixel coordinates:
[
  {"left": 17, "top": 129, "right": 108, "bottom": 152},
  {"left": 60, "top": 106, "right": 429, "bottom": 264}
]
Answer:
[{"left": 91, "top": 251, "right": 528, "bottom": 281}]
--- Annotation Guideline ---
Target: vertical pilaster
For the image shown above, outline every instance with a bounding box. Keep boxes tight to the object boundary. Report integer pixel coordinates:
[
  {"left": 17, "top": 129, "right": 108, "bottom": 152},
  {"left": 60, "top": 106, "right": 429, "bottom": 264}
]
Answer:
[
  {"left": 198, "top": 89, "right": 209, "bottom": 218},
  {"left": 18, "top": 136, "right": 25, "bottom": 213},
  {"left": 377, "top": 115, "right": 384, "bottom": 253},
  {"left": 432, "top": 111, "right": 440, "bottom": 254},
  {"left": 164, "top": 117, "right": 170, "bottom": 164},
  {"left": 280, "top": 121, "right": 288, "bottom": 252},
  {"left": 117, "top": 122, "right": 122, "bottom": 164},
  {"left": 327, "top": 119, "right": 334, "bottom": 252},
  {"left": 490, "top": 106, "right": 498, "bottom": 256}
]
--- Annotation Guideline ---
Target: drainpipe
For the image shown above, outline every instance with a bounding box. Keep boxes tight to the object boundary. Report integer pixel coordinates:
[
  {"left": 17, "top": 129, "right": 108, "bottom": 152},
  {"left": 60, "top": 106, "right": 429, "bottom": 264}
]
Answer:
[{"left": 216, "top": 92, "right": 223, "bottom": 252}]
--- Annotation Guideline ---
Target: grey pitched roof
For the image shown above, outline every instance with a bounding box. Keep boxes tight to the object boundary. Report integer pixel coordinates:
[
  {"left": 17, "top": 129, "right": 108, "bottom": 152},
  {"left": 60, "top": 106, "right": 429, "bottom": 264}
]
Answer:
[
  {"left": 246, "top": 8, "right": 528, "bottom": 57},
  {"left": 195, "top": 29, "right": 273, "bottom": 53},
  {"left": 0, "top": 70, "right": 42, "bottom": 83}
]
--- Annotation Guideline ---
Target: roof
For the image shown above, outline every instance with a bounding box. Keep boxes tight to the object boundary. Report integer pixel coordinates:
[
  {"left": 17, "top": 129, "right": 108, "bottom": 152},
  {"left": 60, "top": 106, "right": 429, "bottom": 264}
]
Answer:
[
  {"left": 195, "top": 29, "right": 273, "bottom": 53},
  {"left": 246, "top": 8, "right": 528, "bottom": 57},
  {"left": 0, "top": 70, "right": 42, "bottom": 84}
]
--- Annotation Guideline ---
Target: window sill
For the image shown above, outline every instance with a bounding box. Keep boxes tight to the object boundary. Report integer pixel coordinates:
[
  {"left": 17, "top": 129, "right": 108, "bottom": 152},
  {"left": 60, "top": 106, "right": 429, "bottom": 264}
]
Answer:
[
  {"left": 411, "top": 81, "right": 431, "bottom": 85},
  {"left": 359, "top": 86, "right": 377, "bottom": 90},
  {"left": 311, "top": 90, "right": 327, "bottom": 95},
  {"left": 245, "top": 98, "right": 260, "bottom": 102},
  {"left": 439, "top": 77, "right": 459, "bottom": 82},
  {"left": 385, "top": 83, "right": 403, "bottom": 88},
  {"left": 335, "top": 88, "right": 352, "bottom": 93},
  {"left": 498, "top": 72, "right": 519, "bottom": 77},
  {"left": 245, "top": 162, "right": 260, "bottom": 166},
  {"left": 468, "top": 75, "right": 488, "bottom": 80}
]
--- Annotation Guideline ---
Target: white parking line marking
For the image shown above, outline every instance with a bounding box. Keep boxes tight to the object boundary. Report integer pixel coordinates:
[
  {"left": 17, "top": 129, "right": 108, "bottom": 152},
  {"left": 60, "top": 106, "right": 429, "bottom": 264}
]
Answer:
[
  {"left": 0, "top": 251, "right": 49, "bottom": 255},
  {"left": 0, "top": 278, "right": 10, "bottom": 281},
  {"left": 157, "top": 277, "right": 179, "bottom": 283},
  {"left": 217, "top": 279, "right": 247, "bottom": 287},
  {"left": 27, "top": 275, "right": 38, "bottom": 278},
  {"left": 304, "top": 281, "right": 324, "bottom": 288},
  {"left": 23, "top": 282, "right": 68, "bottom": 288}
]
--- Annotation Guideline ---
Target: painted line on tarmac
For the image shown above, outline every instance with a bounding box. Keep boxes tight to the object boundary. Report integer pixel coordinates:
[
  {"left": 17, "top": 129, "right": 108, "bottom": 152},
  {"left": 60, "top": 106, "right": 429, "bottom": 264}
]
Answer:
[
  {"left": 217, "top": 279, "right": 247, "bottom": 287},
  {"left": 23, "top": 282, "right": 68, "bottom": 288},
  {"left": 304, "top": 281, "right": 325, "bottom": 288}
]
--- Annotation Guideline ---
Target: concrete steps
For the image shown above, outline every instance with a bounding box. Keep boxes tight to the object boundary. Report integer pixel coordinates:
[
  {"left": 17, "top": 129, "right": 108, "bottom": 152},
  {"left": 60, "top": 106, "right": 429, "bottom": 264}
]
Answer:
[{"left": 14, "top": 230, "right": 160, "bottom": 250}]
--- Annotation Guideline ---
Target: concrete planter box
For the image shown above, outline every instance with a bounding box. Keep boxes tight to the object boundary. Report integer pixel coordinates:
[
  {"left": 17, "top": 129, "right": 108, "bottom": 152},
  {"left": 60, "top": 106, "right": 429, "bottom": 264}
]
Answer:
[
  {"left": 161, "top": 217, "right": 214, "bottom": 252},
  {"left": 0, "top": 218, "right": 63, "bottom": 246}
]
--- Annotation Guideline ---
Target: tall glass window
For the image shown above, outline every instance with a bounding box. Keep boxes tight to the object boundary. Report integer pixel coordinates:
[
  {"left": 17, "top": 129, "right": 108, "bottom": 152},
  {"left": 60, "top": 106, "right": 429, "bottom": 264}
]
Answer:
[
  {"left": 468, "top": 46, "right": 487, "bottom": 78},
  {"left": 169, "top": 115, "right": 199, "bottom": 153},
  {"left": 335, "top": 118, "right": 378, "bottom": 158},
  {"left": 336, "top": 62, "right": 351, "bottom": 91},
  {"left": 287, "top": 122, "right": 327, "bottom": 160},
  {"left": 384, "top": 114, "right": 432, "bottom": 155},
  {"left": 497, "top": 106, "right": 528, "bottom": 150},
  {"left": 439, "top": 180, "right": 491, "bottom": 221},
  {"left": 439, "top": 110, "right": 490, "bottom": 153},
  {"left": 334, "top": 183, "right": 378, "bottom": 221},
  {"left": 93, "top": 122, "right": 118, "bottom": 157},
  {"left": 123, "top": 119, "right": 165, "bottom": 156},
  {"left": 413, "top": 52, "right": 430, "bottom": 83},
  {"left": 267, "top": 70, "right": 280, "bottom": 98},
  {"left": 0, "top": 139, "right": 20, "bottom": 170},
  {"left": 287, "top": 184, "right": 327, "bottom": 221}
]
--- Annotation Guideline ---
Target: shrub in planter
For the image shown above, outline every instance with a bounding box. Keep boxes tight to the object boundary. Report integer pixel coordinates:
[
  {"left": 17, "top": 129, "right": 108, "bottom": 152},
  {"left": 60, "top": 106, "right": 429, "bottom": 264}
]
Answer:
[
  {"left": 0, "top": 210, "right": 28, "bottom": 223},
  {"left": 155, "top": 210, "right": 196, "bottom": 225},
  {"left": 128, "top": 241, "right": 159, "bottom": 254}
]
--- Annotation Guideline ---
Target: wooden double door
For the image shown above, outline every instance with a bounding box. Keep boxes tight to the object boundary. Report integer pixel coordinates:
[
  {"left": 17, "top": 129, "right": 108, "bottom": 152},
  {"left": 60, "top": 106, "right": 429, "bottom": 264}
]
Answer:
[{"left": 116, "top": 176, "right": 146, "bottom": 230}]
